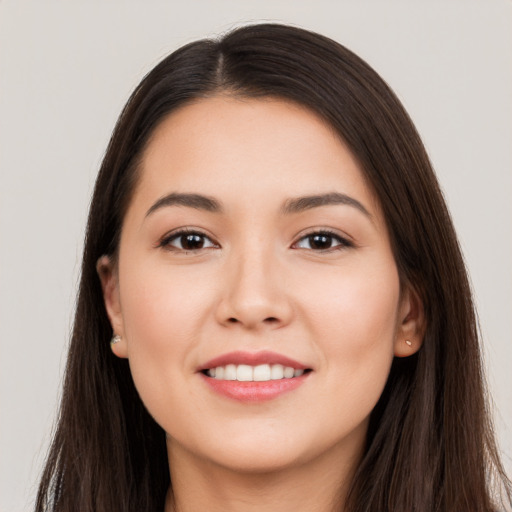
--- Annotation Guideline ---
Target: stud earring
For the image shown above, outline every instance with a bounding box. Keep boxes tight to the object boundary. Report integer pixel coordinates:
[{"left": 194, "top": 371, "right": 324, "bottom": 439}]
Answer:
[
  {"left": 405, "top": 339, "right": 412, "bottom": 347},
  {"left": 111, "top": 334, "right": 121, "bottom": 345}
]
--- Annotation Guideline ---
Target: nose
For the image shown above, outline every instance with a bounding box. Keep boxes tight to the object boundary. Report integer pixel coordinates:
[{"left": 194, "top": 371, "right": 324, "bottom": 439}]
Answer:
[{"left": 215, "top": 247, "right": 293, "bottom": 331}]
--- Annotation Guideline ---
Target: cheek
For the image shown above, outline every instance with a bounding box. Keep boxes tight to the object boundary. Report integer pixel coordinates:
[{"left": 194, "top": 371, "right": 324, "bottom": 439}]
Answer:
[
  {"left": 299, "top": 257, "right": 400, "bottom": 406},
  {"left": 120, "top": 260, "right": 215, "bottom": 341},
  {"left": 305, "top": 255, "right": 400, "bottom": 344},
  {"left": 117, "top": 261, "right": 217, "bottom": 396}
]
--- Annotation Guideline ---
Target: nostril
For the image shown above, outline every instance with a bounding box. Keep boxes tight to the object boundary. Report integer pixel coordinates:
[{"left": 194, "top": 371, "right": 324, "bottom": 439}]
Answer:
[{"left": 226, "top": 316, "right": 278, "bottom": 324}]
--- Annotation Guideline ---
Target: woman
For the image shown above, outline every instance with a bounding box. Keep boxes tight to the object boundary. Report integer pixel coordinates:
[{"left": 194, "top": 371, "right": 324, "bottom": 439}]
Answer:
[{"left": 35, "top": 23, "right": 511, "bottom": 511}]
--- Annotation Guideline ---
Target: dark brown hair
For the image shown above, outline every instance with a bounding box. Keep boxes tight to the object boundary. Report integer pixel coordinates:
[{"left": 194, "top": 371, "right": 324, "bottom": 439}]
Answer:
[{"left": 36, "top": 23, "right": 511, "bottom": 512}]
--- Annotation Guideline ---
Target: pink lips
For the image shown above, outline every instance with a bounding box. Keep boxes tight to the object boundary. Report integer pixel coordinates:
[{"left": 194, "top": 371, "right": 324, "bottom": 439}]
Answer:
[
  {"left": 199, "top": 350, "right": 309, "bottom": 371},
  {"left": 198, "top": 350, "right": 311, "bottom": 403}
]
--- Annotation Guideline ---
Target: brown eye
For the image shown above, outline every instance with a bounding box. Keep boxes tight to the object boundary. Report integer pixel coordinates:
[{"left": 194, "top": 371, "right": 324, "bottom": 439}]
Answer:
[
  {"left": 294, "top": 231, "right": 351, "bottom": 251},
  {"left": 308, "top": 234, "right": 334, "bottom": 250},
  {"left": 161, "top": 231, "right": 217, "bottom": 251}
]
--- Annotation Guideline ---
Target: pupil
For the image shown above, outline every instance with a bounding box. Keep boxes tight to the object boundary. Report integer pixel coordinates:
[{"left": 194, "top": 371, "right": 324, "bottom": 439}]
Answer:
[
  {"left": 310, "top": 234, "right": 331, "bottom": 249},
  {"left": 182, "top": 234, "right": 204, "bottom": 250}
]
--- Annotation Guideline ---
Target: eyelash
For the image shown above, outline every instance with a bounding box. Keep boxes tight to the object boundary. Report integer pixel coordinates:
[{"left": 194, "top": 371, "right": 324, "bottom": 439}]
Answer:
[
  {"left": 158, "top": 228, "right": 353, "bottom": 253},
  {"left": 292, "top": 229, "right": 353, "bottom": 252},
  {"left": 158, "top": 228, "right": 218, "bottom": 252}
]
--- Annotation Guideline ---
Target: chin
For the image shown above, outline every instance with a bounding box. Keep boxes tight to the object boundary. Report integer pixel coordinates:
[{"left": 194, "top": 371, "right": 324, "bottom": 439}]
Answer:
[
  {"left": 208, "top": 445, "right": 308, "bottom": 475},
  {"left": 177, "top": 422, "right": 356, "bottom": 476}
]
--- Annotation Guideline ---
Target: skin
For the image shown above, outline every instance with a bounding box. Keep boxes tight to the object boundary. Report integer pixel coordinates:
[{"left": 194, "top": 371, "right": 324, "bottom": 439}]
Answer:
[{"left": 98, "top": 96, "right": 423, "bottom": 512}]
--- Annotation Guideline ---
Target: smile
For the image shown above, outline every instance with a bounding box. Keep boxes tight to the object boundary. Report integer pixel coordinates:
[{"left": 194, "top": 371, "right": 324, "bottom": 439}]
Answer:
[
  {"left": 199, "top": 351, "right": 312, "bottom": 402},
  {"left": 205, "top": 364, "right": 306, "bottom": 381}
]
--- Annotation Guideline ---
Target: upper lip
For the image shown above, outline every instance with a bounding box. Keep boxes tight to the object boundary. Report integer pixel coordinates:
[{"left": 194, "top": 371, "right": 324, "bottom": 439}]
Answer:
[{"left": 199, "top": 350, "right": 310, "bottom": 371}]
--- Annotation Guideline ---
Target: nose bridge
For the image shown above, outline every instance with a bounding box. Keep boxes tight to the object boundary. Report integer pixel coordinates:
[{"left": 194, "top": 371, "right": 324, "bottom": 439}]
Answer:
[
  {"left": 233, "top": 242, "right": 273, "bottom": 300},
  {"left": 217, "top": 235, "right": 292, "bottom": 329}
]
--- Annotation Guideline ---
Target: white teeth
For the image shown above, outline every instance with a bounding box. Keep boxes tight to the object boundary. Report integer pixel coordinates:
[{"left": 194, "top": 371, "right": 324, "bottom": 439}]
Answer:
[
  {"left": 209, "top": 363, "right": 307, "bottom": 381},
  {"left": 236, "top": 364, "right": 253, "bottom": 381},
  {"left": 270, "top": 364, "right": 284, "bottom": 379},
  {"left": 253, "top": 364, "right": 271, "bottom": 381},
  {"left": 283, "top": 366, "right": 295, "bottom": 379},
  {"left": 224, "top": 364, "right": 237, "bottom": 380}
]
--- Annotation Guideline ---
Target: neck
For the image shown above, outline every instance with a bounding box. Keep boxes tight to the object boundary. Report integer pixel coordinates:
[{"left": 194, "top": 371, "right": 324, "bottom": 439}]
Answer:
[{"left": 164, "top": 438, "right": 363, "bottom": 512}]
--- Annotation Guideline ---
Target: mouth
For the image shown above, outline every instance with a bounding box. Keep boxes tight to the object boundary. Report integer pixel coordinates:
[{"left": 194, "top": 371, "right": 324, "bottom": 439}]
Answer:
[
  {"left": 198, "top": 351, "right": 312, "bottom": 402},
  {"left": 202, "top": 364, "right": 311, "bottom": 381}
]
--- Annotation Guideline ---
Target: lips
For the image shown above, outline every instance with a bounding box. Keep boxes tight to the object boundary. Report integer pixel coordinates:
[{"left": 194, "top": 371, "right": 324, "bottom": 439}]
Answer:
[
  {"left": 198, "top": 350, "right": 312, "bottom": 402},
  {"left": 199, "top": 350, "right": 309, "bottom": 371}
]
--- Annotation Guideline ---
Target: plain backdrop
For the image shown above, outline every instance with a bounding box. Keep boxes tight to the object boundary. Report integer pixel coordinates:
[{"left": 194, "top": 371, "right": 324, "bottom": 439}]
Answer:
[{"left": 1, "top": 1, "right": 511, "bottom": 511}]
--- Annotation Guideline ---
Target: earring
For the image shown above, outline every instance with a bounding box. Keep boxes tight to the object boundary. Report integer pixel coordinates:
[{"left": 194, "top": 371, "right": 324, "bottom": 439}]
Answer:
[
  {"left": 111, "top": 334, "right": 121, "bottom": 345},
  {"left": 405, "top": 339, "right": 412, "bottom": 347}
]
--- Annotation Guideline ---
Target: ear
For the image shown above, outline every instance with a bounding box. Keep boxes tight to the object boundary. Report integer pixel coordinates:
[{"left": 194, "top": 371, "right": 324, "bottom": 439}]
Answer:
[
  {"left": 96, "top": 255, "right": 129, "bottom": 358},
  {"left": 394, "top": 284, "right": 425, "bottom": 358}
]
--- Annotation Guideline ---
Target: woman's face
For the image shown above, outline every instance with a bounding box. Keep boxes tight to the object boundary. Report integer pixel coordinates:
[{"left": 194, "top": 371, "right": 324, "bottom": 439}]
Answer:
[{"left": 100, "top": 96, "right": 421, "bottom": 474}]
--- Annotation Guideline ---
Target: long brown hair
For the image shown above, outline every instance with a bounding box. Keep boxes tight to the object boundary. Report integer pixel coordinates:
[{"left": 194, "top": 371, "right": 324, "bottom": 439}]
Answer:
[{"left": 36, "top": 23, "right": 511, "bottom": 511}]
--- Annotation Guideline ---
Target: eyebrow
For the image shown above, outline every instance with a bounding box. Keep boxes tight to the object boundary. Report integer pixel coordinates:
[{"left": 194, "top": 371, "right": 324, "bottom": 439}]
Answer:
[
  {"left": 145, "top": 191, "right": 371, "bottom": 219},
  {"left": 281, "top": 192, "right": 371, "bottom": 218},
  {"left": 145, "top": 192, "right": 222, "bottom": 217}
]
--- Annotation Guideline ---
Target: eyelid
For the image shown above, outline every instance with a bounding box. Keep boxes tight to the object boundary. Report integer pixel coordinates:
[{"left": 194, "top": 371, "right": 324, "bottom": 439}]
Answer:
[
  {"left": 291, "top": 228, "right": 354, "bottom": 251},
  {"left": 156, "top": 226, "right": 353, "bottom": 252},
  {"left": 157, "top": 227, "right": 220, "bottom": 251}
]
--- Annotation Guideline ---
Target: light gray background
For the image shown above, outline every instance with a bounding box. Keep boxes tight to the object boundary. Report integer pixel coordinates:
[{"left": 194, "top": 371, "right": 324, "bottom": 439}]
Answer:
[{"left": 1, "top": 1, "right": 510, "bottom": 511}]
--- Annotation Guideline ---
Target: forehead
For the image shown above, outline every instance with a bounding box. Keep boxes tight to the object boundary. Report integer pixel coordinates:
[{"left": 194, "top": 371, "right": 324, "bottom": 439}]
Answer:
[{"left": 130, "top": 95, "right": 382, "bottom": 220}]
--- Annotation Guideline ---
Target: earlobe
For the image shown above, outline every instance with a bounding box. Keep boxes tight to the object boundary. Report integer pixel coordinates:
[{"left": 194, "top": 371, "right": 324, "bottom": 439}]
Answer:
[
  {"left": 394, "top": 285, "right": 425, "bottom": 358},
  {"left": 109, "top": 333, "right": 128, "bottom": 359},
  {"left": 96, "top": 255, "right": 129, "bottom": 358}
]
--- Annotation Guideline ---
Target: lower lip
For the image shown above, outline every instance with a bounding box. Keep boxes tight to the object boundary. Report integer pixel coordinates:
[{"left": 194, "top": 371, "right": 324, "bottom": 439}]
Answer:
[{"left": 200, "top": 373, "right": 310, "bottom": 402}]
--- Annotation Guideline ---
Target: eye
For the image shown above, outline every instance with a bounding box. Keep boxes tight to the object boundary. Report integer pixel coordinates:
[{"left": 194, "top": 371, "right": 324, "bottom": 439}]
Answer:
[
  {"left": 293, "top": 231, "right": 352, "bottom": 251},
  {"left": 159, "top": 230, "right": 217, "bottom": 252}
]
